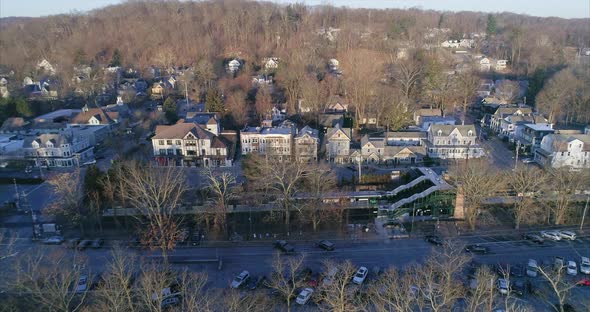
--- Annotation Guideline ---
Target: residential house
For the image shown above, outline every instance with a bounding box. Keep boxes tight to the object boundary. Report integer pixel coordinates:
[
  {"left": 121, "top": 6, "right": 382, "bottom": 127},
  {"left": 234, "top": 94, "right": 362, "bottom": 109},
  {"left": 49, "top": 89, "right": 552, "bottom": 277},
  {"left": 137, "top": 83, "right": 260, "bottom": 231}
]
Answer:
[
  {"left": 325, "top": 96, "right": 349, "bottom": 113},
  {"left": 227, "top": 59, "right": 241, "bottom": 73},
  {"left": 328, "top": 59, "right": 341, "bottom": 75},
  {"left": 37, "top": 59, "right": 56, "bottom": 75},
  {"left": 150, "top": 81, "right": 172, "bottom": 99},
  {"left": 385, "top": 131, "right": 427, "bottom": 146},
  {"left": 240, "top": 126, "right": 293, "bottom": 161},
  {"left": 414, "top": 108, "right": 442, "bottom": 125},
  {"left": 519, "top": 123, "right": 555, "bottom": 152},
  {"left": 494, "top": 60, "right": 508, "bottom": 71},
  {"left": 490, "top": 106, "right": 533, "bottom": 133},
  {"left": 252, "top": 74, "right": 273, "bottom": 86},
  {"left": 184, "top": 112, "right": 221, "bottom": 135},
  {"left": 294, "top": 126, "right": 319, "bottom": 162},
  {"left": 499, "top": 114, "right": 549, "bottom": 141},
  {"left": 326, "top": 124, "right": 351, "bottom": 164},
  {"left": 270, "top": 107, "right": 287, "bottom": 123},
  {"left": 478, "top": 57, "right": 491, "bottom": 72},
  {"left": 352, "top": 133, "right": 426, "bottom": 165},
  {"left": 263, "top": 57, "right": 280, "bottom": 71},
  {"left": 0, "top": 78, "right": 9, "bottom": 98},
  {"left": 425, "top": 125, "right": 484, "bottom": 159},
  {"left": 22, "top": 133, "right": 94, "bottom": 168},
  {"left": 419, "top": 116, "right": 456, "bottom": 131},
  {"left": 69, "top": 106, "right": 119, "bottom": 128},
  {"left": 152, "top": 122, "right": 233, "bottom": 167},
  {"left": 535, "top": 134, "right": 590, "bottom": 169}
]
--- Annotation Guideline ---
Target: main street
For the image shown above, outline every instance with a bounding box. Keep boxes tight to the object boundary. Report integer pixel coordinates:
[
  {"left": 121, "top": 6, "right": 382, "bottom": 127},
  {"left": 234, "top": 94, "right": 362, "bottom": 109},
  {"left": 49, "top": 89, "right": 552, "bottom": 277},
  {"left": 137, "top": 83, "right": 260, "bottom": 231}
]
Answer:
[{"left": 11, "top": 230, "right": 590, "bottom": 290}]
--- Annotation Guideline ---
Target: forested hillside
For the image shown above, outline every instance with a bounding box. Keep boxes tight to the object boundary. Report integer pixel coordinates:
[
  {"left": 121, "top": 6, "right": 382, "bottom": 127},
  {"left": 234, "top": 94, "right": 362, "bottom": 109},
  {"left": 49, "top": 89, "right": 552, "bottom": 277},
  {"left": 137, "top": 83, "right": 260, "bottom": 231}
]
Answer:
[{"left": 0, "top": 0, "right": 588, "bottom": 126}]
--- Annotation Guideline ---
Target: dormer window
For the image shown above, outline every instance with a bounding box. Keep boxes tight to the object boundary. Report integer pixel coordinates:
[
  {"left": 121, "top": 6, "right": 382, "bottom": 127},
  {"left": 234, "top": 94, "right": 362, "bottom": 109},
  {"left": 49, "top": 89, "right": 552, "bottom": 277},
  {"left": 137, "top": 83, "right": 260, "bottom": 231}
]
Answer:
[
  {"left": 468, "top": 130, "right": 473, "bottom": 136},
  {"left": 437, "top": 130, "right": 442, "bottom": 136}
]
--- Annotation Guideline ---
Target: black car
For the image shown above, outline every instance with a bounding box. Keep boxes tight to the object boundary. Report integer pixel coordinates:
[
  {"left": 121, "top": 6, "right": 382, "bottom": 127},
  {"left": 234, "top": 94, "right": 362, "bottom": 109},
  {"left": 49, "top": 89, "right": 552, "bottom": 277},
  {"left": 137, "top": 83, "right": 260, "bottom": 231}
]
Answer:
[
  {"left": 90, "top": 238, "right": 104, "bottom": 249},
  {"left": 511, "top": 280, "right": 528, "bottom": 296},
  {"left": 247, "top": 276, "right": 267, "bottom": 290},
  {"left": 425, "top": 235, "right": 443, "bottom": 246},
  {"left": 523, "top": 233, "right": 544, "bottom": 244},
  {"left": 190, "top": 229, "right": 202, "bottom": 246},
  {"left": 465, "top": 244, "right": 489, "bottom": 254},
  {"left": 510, "top": 264, "right": 524, "bottom": 278},
  {"left": 274, "top": 240, "right": 295, "bottom": 253},
  {"left": 294, "top": 268, "right": 313, "bottom": 282},
  {"left": 317, "top": 240, "right": 335, "bottom": 251},
  {"left": 77, "top": 239, "right": 92, "bottom": 251}
]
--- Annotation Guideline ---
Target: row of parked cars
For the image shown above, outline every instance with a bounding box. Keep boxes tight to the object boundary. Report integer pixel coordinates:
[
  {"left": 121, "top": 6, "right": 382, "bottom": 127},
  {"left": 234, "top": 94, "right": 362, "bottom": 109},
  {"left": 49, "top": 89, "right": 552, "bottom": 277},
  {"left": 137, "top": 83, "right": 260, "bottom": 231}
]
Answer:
[
  {"left": 273, "top": 239, "right": 335, "bottom": 253},
  {"left": 42, "top": 236, "right": 104, "bottom": 250}
]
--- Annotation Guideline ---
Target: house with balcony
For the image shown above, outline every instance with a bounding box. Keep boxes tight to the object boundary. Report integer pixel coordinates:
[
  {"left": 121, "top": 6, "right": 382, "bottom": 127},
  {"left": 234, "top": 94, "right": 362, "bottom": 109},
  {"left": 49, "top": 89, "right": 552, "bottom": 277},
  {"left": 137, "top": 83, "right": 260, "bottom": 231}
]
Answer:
[
  {"left": 152, "top": 122, "right": 232, "bottom": 167},
  {"left": 534, "top": 134, "right": 590, "bottom": 169},
  {"left": 22, "top": 133, "right": 94, "bottom": 168},
  {"left": 425, "top": 125, "right": 484, "bottom": 159},
  {"left": 240, "top": 126, "right": 293, "bottom": 162},
  {"left": 294, "top": 126, "right": 319, "bottom": 162},
  {"left": 518, "top": 123, "right": 555, "bottom": 152}
]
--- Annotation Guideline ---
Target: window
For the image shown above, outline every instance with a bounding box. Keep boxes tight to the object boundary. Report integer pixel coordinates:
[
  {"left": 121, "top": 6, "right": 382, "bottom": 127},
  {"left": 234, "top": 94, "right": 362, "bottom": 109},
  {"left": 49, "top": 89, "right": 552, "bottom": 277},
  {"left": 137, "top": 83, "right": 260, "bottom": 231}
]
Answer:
[
  {"left": 166, "top": 140, "right": 173, "bottom": 145},
  {"left": 176, "top": 140, "right": 181, "bottom": 145},
  {"left": 158, "top": 140, "right": 164, "bottom": 145}
]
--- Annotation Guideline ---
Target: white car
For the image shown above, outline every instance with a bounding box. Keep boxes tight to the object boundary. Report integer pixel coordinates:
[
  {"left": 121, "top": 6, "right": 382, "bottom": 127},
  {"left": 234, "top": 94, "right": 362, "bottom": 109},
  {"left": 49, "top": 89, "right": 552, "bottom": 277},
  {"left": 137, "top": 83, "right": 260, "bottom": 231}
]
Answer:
[
  {"left": 540, "top": 231, "right": 561, "bottom": 241},
  {"left": 42, "top": 236, "right": 64, "bottom": 245},
  {"left": 230, "top": 271, "right": 249, "bottom": 289},
  {"left": 497, "top": 278, "right": 509, "bottom": 295},
  {"left": 567, "top": 261, "right": 578, "bottom": 276},
  {"left": 558, "top": 230, "right": 576, "bottom": 240},
  {"left": 75, "top": 275, "right": 88, "bottom": 293},
  {"left": 296, "top": 287, "right": 314, "bottom": 305},
  {"left": 526, "top": 259, "right": 538, "bottom": 278},
  {"left": 581, "top": 257, "right": 590, "bottom": 274},
  {"left": 352, "top": 266, "right": 368, "bottom": 285}
]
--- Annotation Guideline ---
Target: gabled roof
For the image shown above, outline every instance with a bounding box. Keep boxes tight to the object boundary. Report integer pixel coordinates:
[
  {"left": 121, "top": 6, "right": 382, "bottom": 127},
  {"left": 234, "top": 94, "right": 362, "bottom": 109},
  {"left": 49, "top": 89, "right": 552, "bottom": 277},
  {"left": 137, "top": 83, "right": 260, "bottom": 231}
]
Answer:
[
  {"left": 429, "top": 124, "right": 476, "bottom": 137},
  {"left": 327, "top": 124, "right": 350, "bottom": 141},
  {"left": 384, "top": 146, "right": 426, "bottom": 157},
  {"left": 1, "top": 117, "right": 28, "bottom": 131},
  {"left": 23, "top": 133, "right": 72, "bottom": 148},
  {"left": 415, "top": 108, "right": 442, "bottom": 118},
  {"left": 153, "top": 122, "right": 214, "bottom": 140},
  {"left": 70, "top": 108, "right": 118, "bottom": 125},
  {"left": 185, "top": 112, "right": 218, "bottom": 126},
  {"left": 547, "top": 134, "right": 590, "bottom": 152},
  {"left": 493, "top": 106, "right": 533, "bottom": 118},
  {"left": 360, "top": 135, "right": 384, "bottom": 148},
  {"left": 296, "top": 126, "right": 319, "bottom": 140}
]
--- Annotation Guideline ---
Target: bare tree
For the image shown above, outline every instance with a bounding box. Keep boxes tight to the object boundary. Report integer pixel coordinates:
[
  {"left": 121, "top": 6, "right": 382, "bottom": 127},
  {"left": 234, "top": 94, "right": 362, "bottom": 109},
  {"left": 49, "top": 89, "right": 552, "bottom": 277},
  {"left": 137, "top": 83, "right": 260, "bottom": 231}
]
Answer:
[
  {"left": 243, "top": 154, "right": 307, "bottom": 230},
  {"left": 455, "top": 70, "right": 479, "bottom": 125},
  {"left": 464, "top": 265, "right": 497, "bottom": 312},
  {"left": 118, "top": 161, "right": 188, "bottom": 258},
  {"left": 371, "top": 267, "right": 421, "bottom": 312},
  {"left": 450, "top": 160, "right": 502, "bottom": 230},
  {"left": 93, "top": 246, "right": 138, "bottom": 312},
  {"left": 507, "top": 166, "right": 547, "bottom": 229},
  {"left": 265, "top": 254, "right": 307, "bottom": 312},
  {"left": 315, "top": 260, "right": 360, "bottom": 312},
  {"left": 12, "top": 250, "right": 89, "bottom": 312},
  {"left": 255, "top": 86, "right": 273, "bottom": 121},
  {"left": 495, "top": 79, "right": 521, "bottom": 104},
  {"left": 204, "top": 169, "right": 238, "bottom": 238},
  {"left": 298, "top": 163, "right": 338, "bottom": 232},
  {"left": 390, "top": 54, "right": 423, "bottom": 100},
  {"left": 217, "top": 290, "right": 275, "bottom": 312},
  {"left": 45, "top": 169, "right": 85, "bottom": 234},
  {"left": 545, "top": 168, "right": 588, "bottom": 225},
  {"left": 536, "top": 265, "right": 577, "bottom": 312}
]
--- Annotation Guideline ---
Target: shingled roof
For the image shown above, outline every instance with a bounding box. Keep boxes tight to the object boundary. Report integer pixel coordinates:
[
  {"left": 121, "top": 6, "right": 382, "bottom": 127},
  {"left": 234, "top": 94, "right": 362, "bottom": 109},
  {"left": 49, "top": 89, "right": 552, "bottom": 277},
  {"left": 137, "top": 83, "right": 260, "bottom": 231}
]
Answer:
[{"left": 153, "top": 122, "right": 214, "bottom": 140}]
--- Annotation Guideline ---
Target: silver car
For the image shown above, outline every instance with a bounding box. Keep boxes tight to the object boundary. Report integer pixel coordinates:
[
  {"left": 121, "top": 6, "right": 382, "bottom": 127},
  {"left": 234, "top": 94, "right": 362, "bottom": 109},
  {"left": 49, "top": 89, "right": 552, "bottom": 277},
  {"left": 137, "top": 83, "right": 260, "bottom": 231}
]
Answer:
[
  {"left": 540, "top": 231, "right": 561, "bottom": 241},
  {"left": 558, "top": 230, "right": 576, "bottom": 240}
]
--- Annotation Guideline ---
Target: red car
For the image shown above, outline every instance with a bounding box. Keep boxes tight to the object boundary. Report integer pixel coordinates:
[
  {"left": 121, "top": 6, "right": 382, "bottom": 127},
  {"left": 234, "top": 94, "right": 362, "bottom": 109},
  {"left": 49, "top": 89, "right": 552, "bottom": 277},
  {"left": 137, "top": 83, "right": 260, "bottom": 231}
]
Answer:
[{"left": 577, "top": 278, "right": 590, "bottom": 286}]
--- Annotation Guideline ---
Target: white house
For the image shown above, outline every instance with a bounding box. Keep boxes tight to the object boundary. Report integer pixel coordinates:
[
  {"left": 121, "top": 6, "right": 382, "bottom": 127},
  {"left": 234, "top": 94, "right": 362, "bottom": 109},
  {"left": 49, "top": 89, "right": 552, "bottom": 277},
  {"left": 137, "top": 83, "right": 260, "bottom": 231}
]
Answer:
[
  {"left": 494, "top": 60, "right": 508, "bottom": 71},
  {"left": 294, "top": 126, "right": 319, "bottom": 162},
  {"left": 263, "top": 57, "right": 280, "bottom": 71},
  {"left": 152, "top": 122, "right": 232, "bottom": 167},
  {"left": 425, "top": 125, "right": 484, "bottom": 159},
  {"left": 478, "top": 58, "right": 491, "bottom": 72},
  {"left": 535, "top": 134, "right": 590, "bottom": 169},
  {"left": 22, "top": 133, "right": 94, "bottom": 168},
  {"left": 240, "top": 126, "right": 293, "bottom": 161},
  {"left": 227, "top": 59, "right": 241, "bottom": 73},
  {"left": 326, "top": 124, "right": 351, "bottom": 164}
]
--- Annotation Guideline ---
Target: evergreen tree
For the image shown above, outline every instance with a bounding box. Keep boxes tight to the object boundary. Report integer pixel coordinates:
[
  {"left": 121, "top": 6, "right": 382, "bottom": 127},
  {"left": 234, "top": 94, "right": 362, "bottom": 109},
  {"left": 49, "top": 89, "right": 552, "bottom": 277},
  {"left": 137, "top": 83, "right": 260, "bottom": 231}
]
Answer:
[
  {"left": 205, "top": 87, "right": 224, "bottom": 112},
  {"left": 110, "top": 49, "right": 122, "bottom": 67},
  {"left": 15, "top": 98, "right": 34, "bottom": 117},
  {"left": 163, "top": 97, "right": 178, "bottom": 123},
  {"left": 486, "top": 14, "right": 497, "bottom": 36}
]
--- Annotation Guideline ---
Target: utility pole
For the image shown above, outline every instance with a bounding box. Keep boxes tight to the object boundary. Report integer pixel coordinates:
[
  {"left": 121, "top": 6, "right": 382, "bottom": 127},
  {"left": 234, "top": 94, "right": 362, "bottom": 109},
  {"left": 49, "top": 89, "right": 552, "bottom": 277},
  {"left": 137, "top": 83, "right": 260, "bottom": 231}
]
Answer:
[
  {"left": 357, "top": 155, "right": 362, "bottom": 182},
  {"left": 581, "top": 196, "right": 589, "bottom": 231},
  {"left": 514, "top": 140, "right": 520, "bottom": 170}
]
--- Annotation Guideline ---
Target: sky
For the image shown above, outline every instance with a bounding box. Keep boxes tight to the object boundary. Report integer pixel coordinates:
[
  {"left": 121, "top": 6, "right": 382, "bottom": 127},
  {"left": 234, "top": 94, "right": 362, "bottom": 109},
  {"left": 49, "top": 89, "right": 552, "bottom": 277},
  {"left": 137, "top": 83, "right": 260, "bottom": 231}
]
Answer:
[{"left": 0, "top": 0, "right": 589, "bottom": 19}]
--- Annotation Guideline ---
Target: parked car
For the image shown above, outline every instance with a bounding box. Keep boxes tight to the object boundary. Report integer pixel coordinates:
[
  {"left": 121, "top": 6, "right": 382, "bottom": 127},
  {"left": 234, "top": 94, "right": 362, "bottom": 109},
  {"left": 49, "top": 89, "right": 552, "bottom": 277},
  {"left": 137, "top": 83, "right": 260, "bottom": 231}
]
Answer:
[
  {"left": 521, "top": 158, "right": 534, "bottom": 164},
  {"left": 76, "top": 275, "right": 88, "bottom": 293},
  {"left": 42, "top": 236, "right": 64, "bottom": 245},
  {"left": 317, "top": 240, "right": 335, "bottom": 251},
  {"left": 497, "top": 278, "right": 509, "bottom": 295},
  {"left": 510, "top": 264, "right": 525, "bottom": 278},
  {"left": 160, "top": 296, "right": 180, "bottom": 309},
  {"left": 465, "top": 244, "right": 489, "bottom": 254},
  {"left": 274, "top": 240, "right": 295, "bottom": 253},
  {"left": 580, "top": 257, "right": 590, "bottom": 274},
  {"left": 247, "top": 276, "right": 266, "bottom": 290},
  {"left": 352, "top": 266, "right": 368, "bottom": 285},
  {"left": 540, "top": 230, "right": 562, "bottom": 241},
  {"left": 321, "top": 267, "right": 339, "bottom": 287},
  {"left": 567, "top": 261, "right": 578, "bottom": 276},
  {"left": 554, "top": 257, "right": 565, "bottom": 271},
  {"left": 295, "top": 268, "right": 313, "bottom": 282},
  {"left": 230, "top": 271, "right": 249, "bottom": 289},
  {"left": 296, "top": 288, "right": 314, "bottom": 305},
  {"left": 511, "top": 280, "right": 527, "bottom": 296},
  {"left": 424, "top": 235, "right": 443, "bottom": 246},
  {"left": 90, "top": 238, "right": 104, "bottom": 249},
  {"left": 558, "top": 230, "right": 577, "bottom": 241},
  {"left": 66, "top": 238, "right": 81, "bottom": 248},
  {"left": 190, "top": 229, "right": 202, "bottom": 246},
  {"left": 577, "top": 278, "right": 590, "bottom": 286},
  {"left": 526, "top": 259, "right": 538, "bottom": 278},
  {"left": 77, "top": 239, "right": 92, "bottom": 250},
  {"left": 523, "top": 233, "right": 544, "bottom": 244}
]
